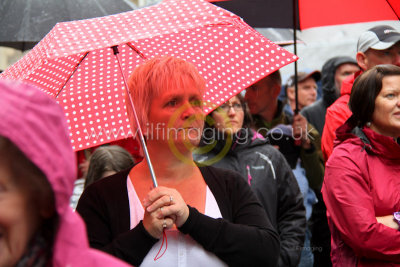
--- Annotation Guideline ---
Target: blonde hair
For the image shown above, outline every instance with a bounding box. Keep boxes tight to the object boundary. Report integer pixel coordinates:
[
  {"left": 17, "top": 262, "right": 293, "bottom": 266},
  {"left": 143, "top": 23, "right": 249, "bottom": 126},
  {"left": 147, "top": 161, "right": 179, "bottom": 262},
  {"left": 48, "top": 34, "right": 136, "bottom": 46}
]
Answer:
[{"left": 126, "top": 56, "right": 206, "bottom": 133}]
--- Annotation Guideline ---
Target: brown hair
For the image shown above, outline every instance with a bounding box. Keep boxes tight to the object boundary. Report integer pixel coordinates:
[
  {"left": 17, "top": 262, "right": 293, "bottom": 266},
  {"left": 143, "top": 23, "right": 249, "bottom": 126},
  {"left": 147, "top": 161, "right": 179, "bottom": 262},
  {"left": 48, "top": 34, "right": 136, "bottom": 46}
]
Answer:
[
  {"left": 349, "top": 64, "right": 400, "bottom": 127},
  {"left": 267, "top": 70, "right": 282, "bottom": 87},
  {"left": 209, "top": 93, "right": 253, "bottom": 129}
]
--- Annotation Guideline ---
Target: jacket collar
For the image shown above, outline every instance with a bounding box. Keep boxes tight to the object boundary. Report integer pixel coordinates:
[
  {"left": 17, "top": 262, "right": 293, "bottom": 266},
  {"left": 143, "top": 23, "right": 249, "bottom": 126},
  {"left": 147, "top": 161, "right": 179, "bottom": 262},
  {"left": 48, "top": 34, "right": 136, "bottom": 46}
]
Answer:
[
  {"left": 335, "top": 119, "right": 400, "bottom": 160},
  {"left": 340, "top": 70, "right": 362, "bottom": 97}
]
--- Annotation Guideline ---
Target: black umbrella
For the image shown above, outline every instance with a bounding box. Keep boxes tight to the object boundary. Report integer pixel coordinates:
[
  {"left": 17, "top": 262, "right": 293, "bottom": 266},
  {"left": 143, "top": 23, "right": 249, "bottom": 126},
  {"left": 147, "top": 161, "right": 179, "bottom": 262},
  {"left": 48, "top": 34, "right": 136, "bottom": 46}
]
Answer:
[
  {"left": 213, "top": 0, "right": 297, "bottom": 29},
  {"left": 0, "top": 0, "right": 135, "bottom": 51},
  {"left": 213, "top": 0, "right": 399, "bottom": 113},
  {"left": 213, "top": 0, "right": 303, "bottom": 111}
]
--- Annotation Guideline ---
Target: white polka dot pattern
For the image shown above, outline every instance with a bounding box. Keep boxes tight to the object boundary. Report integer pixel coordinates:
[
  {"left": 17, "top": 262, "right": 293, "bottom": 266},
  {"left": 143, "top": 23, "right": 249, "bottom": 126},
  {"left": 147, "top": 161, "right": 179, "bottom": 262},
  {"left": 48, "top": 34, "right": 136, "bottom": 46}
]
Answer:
[{"left": 0, "top": 0, "right": 298, "bottom": 151}]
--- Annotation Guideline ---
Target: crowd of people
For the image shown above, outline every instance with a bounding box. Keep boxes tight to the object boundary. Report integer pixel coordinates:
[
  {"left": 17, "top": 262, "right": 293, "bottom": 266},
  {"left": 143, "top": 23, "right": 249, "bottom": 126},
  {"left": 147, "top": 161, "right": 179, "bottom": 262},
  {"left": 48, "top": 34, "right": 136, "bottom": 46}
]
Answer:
[{"left": 0, "top": 23, "right": 399, "bottom": 267}]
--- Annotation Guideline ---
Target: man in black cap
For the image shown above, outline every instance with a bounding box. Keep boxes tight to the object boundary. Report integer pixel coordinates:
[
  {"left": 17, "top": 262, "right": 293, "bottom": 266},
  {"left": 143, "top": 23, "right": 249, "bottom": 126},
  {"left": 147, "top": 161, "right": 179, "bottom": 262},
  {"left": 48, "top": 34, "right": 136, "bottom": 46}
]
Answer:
[{"left": 322, "top": 25, "right": 400, "bottom": 162}]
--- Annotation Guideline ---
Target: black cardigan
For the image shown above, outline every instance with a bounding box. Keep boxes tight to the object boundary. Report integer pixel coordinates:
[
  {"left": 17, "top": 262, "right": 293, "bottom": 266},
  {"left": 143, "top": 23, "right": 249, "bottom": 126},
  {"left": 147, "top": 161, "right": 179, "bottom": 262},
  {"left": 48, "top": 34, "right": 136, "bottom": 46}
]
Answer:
[{"left": 77, "top": 166, "right": 280, "bottom": 266}]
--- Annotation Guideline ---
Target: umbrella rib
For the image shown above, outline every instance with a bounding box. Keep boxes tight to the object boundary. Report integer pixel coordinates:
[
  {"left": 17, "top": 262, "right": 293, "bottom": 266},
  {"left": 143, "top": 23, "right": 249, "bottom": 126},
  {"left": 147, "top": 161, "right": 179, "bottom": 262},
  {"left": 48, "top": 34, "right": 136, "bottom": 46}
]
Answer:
[
  {"left": 56, "top": 52, "right": 90, "bottom": 98},
  {"left": 386, "top": 0, "right": 400, "bottom": 20},
  {"left": 126, "top": 42, "right": 148, "bottom": 60}
]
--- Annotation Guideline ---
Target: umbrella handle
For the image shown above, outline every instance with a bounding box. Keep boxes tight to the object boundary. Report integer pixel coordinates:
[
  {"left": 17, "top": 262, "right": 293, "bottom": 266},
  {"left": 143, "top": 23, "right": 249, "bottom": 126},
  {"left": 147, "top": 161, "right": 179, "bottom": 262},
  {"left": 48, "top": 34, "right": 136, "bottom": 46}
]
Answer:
[{"left": 112, "top": 46, "right": 158, "bottom": 188}]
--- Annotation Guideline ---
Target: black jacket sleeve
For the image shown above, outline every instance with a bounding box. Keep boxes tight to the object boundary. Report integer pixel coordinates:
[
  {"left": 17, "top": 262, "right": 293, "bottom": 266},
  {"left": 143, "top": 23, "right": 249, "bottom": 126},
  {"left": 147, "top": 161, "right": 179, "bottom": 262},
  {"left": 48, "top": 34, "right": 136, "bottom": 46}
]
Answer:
[
  {"left": 192, "top": 166, "right": 280, "bottom": 267},
  {"left": 76, "top": 172, "right": 158, "bottom": 266},
  {"left": 300, "top": 124, "right": 325, "bottom": 191}
]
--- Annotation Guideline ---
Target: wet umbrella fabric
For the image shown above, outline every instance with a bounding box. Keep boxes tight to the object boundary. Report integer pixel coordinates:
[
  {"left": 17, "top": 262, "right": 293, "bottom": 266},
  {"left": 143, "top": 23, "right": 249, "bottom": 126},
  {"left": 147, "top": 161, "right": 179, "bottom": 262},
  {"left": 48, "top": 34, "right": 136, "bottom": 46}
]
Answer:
[
  {"left": 0, "top": 0, "right": 135, "bottom": 50},
  {"left": 212, "top": 0, "right": 399, "bottom": 112},
  {"left": 212, "top": 0, "right": 399, "bottom": 29},
  {"left": 0, "top": 0, "right": 297, "bottom": 152}
]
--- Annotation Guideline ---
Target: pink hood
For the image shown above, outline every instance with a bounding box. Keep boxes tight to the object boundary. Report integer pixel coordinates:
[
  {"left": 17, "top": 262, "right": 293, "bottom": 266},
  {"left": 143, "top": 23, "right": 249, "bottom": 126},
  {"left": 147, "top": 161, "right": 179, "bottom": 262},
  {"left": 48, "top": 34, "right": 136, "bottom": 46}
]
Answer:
[{"left": 0, "top": 80, "right": 130, "bottom": 266}]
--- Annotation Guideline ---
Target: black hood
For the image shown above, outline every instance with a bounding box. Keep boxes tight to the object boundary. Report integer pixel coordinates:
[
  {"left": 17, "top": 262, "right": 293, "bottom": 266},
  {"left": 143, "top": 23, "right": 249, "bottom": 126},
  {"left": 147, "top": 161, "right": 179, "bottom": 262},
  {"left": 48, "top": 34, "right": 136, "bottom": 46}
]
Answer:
[{"left": 321, "top": 56, "right": 357, "bottom": 107}]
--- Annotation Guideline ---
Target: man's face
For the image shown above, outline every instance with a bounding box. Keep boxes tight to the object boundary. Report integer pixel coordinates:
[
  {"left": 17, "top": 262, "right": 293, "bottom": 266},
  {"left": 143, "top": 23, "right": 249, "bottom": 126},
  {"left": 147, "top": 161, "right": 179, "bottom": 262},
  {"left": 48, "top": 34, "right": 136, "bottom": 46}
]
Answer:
[
  {"left": 287, "top": 77, "right": 318, "bottom": 111},
  {"left": 334, "top": 63, "right": 360, "bottom": 95},
  {"left": 244, "top": 77, "right": 279, "bottom": 116},
  {"left": 361, "top": 42, "right": 400, "bottom": 70}
]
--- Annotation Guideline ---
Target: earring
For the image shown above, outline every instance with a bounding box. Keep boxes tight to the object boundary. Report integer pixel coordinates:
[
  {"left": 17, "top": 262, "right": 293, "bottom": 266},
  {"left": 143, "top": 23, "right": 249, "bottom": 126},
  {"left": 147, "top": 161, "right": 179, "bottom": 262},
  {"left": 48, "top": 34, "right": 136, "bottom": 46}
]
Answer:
[{"left": 366, "top": 122, "right": 371, "bottom": 127}]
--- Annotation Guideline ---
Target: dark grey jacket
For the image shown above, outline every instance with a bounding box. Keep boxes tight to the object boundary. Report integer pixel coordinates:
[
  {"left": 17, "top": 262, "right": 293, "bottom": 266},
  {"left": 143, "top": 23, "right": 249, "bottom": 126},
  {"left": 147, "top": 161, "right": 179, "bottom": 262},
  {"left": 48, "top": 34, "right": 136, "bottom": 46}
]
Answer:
[
  {"left": 194, "top": 128, "right": 306, "bottom": 267},
  {"left": 301, "top": 56, "right": 357, "bottom": 135}
]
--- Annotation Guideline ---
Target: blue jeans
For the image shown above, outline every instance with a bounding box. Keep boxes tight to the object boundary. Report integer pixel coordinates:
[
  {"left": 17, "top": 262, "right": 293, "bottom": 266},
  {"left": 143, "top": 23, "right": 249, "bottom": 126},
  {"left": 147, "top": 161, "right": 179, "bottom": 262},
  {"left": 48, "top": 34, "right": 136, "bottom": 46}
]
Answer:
[{"left": 298, "top": 228, "right": 314, "bottom": 267}]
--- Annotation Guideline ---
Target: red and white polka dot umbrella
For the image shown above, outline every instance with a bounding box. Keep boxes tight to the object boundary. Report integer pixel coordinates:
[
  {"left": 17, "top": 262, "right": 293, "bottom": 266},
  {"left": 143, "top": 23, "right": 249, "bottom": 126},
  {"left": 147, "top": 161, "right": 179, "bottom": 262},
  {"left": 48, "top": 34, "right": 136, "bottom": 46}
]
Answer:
[{"left": 1, "top": 0, "right": 297, "bottom": 151}]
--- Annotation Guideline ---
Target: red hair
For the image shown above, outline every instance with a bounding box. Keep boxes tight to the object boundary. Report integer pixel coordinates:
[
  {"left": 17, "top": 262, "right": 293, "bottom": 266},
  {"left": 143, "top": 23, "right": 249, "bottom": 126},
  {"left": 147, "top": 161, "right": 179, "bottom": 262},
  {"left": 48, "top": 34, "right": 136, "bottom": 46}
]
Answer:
[{"left": 126, "top": 56, "right": 206, "bottom": 133}]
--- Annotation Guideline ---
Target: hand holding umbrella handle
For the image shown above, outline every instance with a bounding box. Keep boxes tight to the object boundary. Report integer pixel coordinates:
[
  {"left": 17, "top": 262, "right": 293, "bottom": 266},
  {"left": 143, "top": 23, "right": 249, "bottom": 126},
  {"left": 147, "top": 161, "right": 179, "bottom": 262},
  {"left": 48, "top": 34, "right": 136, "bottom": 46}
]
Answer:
[
  {"left": 143, "top": 187, "right": 189, "bottom": 237},
  {"left": 292, "top": 114, "right": 311, "bottom": 148}
]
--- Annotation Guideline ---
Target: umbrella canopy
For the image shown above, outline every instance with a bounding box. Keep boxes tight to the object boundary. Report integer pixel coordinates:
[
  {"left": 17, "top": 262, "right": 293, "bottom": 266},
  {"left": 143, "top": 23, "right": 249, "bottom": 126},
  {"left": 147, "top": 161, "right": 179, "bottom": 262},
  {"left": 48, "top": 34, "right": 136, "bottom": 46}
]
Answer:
[
  {"left": 0, "top": 0, "right": 135, "bottom": 51},
  {"left": 212, "top": 0, "right": 399, "bottom": 112},
  {"left": 0, "top": 0, "right": 297, "bottom": 152},
  {"left": 213, "top": 0, "right": 399, "bottom": 29}
]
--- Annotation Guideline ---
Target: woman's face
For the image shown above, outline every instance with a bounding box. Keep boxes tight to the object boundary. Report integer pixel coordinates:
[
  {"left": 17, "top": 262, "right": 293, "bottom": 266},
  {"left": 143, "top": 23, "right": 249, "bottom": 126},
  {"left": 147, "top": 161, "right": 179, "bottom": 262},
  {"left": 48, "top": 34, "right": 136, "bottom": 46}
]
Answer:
[
  {"left": 370, "top": 75, "right": 400, "bottom": 138},
  {"left": 0, "top": 164, "right": 41, "bottom": 267},
  {"left": 211, "top": 96, "right": 244, "bottom": 135},
  {"left": 147, "top": 78, "right": 204, "bottom": 150}
]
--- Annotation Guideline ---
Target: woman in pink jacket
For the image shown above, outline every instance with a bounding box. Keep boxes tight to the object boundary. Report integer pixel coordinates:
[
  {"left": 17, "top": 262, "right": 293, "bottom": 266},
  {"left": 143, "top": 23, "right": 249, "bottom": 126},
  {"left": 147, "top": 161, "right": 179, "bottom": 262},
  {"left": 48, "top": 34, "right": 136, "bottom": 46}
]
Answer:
[
  {"left": 322, "top": 64, "right": 400, "bottom": 266},
  {"left": 0, "top": 80, "right": 130, "bottom": 267}
]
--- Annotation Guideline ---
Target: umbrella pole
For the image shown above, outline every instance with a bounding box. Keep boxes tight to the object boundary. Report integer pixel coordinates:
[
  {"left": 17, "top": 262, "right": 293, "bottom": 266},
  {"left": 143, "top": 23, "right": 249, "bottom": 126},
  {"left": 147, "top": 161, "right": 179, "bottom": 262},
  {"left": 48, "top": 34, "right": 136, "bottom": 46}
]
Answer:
[
  {"left": 293, "top": 0, "right": 299, "bottom": 114},
  {"left": 112, "top": 46, "right": 158, "bottom": 188},
  {"left": 293, "top": 0, "right": 302, "bottom": 147}
]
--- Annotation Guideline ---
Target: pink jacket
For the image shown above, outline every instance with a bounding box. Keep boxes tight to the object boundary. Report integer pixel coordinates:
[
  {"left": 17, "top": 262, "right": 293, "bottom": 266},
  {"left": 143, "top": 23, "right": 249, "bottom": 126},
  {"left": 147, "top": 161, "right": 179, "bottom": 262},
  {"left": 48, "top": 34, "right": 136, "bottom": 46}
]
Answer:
[
  {"left": 321, "top": 71, "right": 361, "bottom": 162},
  {"left": 0, "top": 80, "right": 130, "bottom": 267},
  {"left": 322, "top": 121, "right": 400, "bottom": 266}
]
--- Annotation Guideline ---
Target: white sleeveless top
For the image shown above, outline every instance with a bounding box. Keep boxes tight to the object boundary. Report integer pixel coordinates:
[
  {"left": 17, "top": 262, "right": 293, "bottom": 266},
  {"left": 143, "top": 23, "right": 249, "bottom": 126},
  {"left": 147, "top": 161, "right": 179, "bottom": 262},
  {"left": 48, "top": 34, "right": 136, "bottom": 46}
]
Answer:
[{"left": 127, "top": 177, "right": 228, "bottom": 267}]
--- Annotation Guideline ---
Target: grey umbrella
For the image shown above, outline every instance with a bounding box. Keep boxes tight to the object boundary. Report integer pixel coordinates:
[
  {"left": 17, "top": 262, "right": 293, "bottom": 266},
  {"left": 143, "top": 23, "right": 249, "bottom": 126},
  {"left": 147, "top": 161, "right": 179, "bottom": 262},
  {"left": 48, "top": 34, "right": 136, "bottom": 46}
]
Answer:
[{"left": 0, "top": 0, "right": 136, "bottom": 51}]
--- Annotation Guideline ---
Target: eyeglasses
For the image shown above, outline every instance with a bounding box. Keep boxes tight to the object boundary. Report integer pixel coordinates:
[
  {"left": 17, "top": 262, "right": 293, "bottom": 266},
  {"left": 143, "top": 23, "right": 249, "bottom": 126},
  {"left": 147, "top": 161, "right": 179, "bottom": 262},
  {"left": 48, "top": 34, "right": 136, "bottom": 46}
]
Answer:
[{"left": 217, "top": 102, "right": 243, "bottom": 112}]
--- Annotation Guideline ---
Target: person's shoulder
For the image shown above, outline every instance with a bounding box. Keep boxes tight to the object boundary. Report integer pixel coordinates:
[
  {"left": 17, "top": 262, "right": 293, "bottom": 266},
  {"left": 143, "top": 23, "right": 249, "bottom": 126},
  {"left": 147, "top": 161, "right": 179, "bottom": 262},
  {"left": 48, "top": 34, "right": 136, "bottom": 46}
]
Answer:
[
  {"left": 199, "top": 165, "right": 242, "bottom": 180},
  {"left": 340, "top": 71, "right": 358, "bottom": 95},
  {"left": 199, "top": 165, "right": 249, "bottom": 191},
  {"left": 329, "top": 138, "right": 365, "bottom": 166},
  {"left": 249, "top": 140, "right": 284, "bottom": 160},
  {"left": 301, "top": 99, "right": 323, "bottom": 115},
  {"left": 326, "top": 94, "right": 351, "bottom": 116},
  {"left": 86, "top": 168, "right": 131, "bottom": 193}
]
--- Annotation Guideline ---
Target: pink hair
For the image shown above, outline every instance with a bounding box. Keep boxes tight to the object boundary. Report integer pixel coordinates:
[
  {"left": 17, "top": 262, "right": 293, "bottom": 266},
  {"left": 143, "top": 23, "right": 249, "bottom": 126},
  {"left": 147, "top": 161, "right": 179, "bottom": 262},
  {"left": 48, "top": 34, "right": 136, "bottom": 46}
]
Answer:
[{"left": 126, "top": 56, "right": 206, "bottom": 133}]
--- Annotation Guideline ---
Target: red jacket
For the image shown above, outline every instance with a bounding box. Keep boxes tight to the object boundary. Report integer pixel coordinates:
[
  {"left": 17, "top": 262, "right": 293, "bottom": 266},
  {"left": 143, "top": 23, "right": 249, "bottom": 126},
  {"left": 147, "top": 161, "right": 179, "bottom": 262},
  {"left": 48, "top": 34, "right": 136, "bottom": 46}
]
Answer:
[
  {"left": 321, "top": 71, "right": 361, "bottom": 162},
  {"left": 322, "top": 121, "right": 400, "bottom": 266}
]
